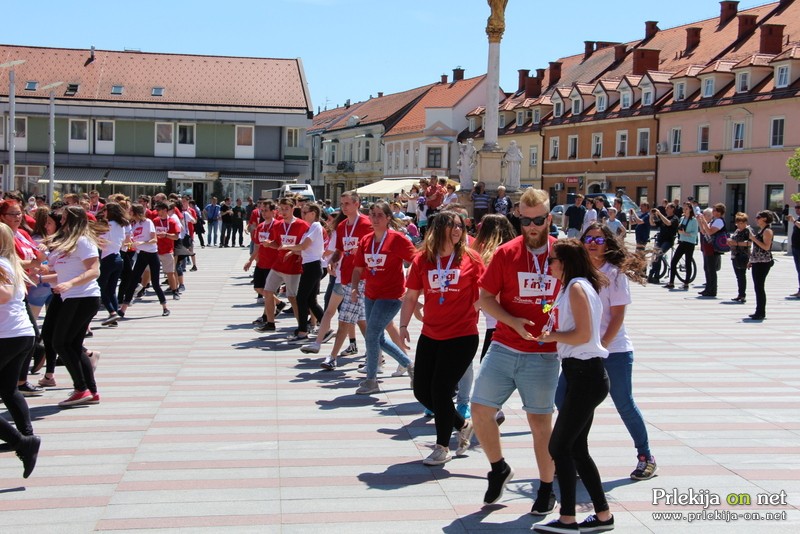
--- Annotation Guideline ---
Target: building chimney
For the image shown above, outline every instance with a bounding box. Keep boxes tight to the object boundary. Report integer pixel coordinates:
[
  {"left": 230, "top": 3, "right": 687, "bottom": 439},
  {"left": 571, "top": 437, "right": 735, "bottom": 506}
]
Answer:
[
  {"left": 525, "top": 76, "right": 542, "bottom": 98},
  {"left": 549, "top": 62, "right": 562, "bottom": 85},
  {"left": 377, "top": 92, "right": 383, "bottom": 98},
  {"left": 719, "top": 1, "right": 739, "bottom": 25},
  {"left": 452, "top": 67, "right": 465, "bottom": 81},
  {"left": 632, "top": 49, "right": 660, "bottom": 75},
  {"left": 645, "top": 21, "right": 659, "bottom": 40},
  {"left": 614, "top": 44, "right": 627, "bottom": 63},
  {"left": 518, "top": 69, "right": 530, "bottom": 92},
  {"left": 89, "top": 45, "right": 96, "bottom": 62},
  {"left": 536, "top": 68, "right": 546, "bottom": 80},
  {"left": 685, "top": 27, "right": 702, "bottom": 51},
  {"left": 737, "top": 14, "right": 757, "bottom": 39},
  {"left": 584, "top": 41, "right": 595, "bottom": 60},
  {"left": 760, "top": 24, "right": 785, "bottom": 54},
  {"left": 441, "top": 74, "right": 448, "bottom": 84}
]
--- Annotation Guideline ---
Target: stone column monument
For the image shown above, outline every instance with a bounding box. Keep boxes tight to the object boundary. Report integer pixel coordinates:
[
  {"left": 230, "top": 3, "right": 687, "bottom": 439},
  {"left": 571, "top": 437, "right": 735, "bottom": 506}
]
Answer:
[{"left": 478, "top": 0, "right": 508, "bottom": 191}]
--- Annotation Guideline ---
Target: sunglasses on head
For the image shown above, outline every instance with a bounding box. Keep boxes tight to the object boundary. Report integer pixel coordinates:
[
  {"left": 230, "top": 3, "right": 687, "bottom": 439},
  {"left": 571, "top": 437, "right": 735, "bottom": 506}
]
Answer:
[
  {"left": 583, "top": 236, "right": 606, "bottom": 245},
  {"left": 520, "top": 215, "right": 548, "bottom": 227}
]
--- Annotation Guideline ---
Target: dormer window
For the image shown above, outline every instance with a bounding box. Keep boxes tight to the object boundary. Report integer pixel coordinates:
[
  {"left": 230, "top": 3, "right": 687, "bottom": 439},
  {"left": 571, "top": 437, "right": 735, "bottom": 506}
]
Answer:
[
  {"left": 111, "top": 85, "right": 124, "bottom": 95},
  {"left": 499, "top": 114, "right": 506, "bottom": 128},
  {"left": 151, "top": 87, "right": 165, "bottom": 97},
  {"left": 596, "top": 95, "right": 606, "bottom": 112},
  {"left": 65, "top": 83, "right": 79, "bottom": 96},
  {"left": 702, "top": 78, "right": 714, "bottom": 97},
  {"left": 737, "top": 73, "right": 749, "bottom": 93},
  {"left": 572, "top": 98, "right": 582, "bottom": 115},
  {"left": 468, "top": 117, "right": 476, "bottom": 132},
  {"left": 533, "top": 109, "right": 541, "bottom": 124},
  {"left": 675, "top": 82, "right": 686, "bottom": 101},
  {"left": 776, "top": 65, "right": 789, "bottom": 88},
  {"left": 642, "top": 90, "right": 653, "bottom": 106},
  {"left": 621, "top": 91, "right": 631, "bottom": 109},
  {"left": 24, "top": 81, "right": 38, "bottom": 91},
  {"left": 553, "top": 102, "right": 563, "bottom": 118},
  {"left": 517, "top": 111, "right": 525, "bottom": 126}
]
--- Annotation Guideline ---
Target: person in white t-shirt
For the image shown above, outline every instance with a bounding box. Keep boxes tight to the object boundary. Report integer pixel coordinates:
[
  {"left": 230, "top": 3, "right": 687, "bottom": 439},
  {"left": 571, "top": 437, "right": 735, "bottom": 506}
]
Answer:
[
  {"left": 96, "top": 202, "right": 129, "bottom": 326},
  {"left": 0, "top": 224, "right": 41, "bottom": 478},
  {"left": 39, "top": 206, "right": 102, "bottom": 408}
]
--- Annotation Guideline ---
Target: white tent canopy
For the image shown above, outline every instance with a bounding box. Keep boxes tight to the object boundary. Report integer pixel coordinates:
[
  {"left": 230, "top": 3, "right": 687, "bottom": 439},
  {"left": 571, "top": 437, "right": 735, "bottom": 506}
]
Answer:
[{"left": 356, "top": 177, "right": 459, "bottom": 197}]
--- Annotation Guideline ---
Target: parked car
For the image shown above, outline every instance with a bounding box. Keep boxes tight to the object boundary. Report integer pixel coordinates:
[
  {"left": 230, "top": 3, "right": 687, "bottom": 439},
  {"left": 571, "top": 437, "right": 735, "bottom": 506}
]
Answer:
[
  {"left": 279, "top": 183, "right": 316, "bottom": 202},
  {"left": 550, "top": 204, "right": 565, "bottom": 227},
  {"left": 583, "top": 192, "right": 638, "bottom": 213}
]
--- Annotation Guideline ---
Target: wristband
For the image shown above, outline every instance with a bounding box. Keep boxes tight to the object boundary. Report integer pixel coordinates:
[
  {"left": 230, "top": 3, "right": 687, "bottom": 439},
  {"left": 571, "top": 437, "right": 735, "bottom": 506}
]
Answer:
[{"left": 400, "top": 325, "right": 408, "bottom": 329}]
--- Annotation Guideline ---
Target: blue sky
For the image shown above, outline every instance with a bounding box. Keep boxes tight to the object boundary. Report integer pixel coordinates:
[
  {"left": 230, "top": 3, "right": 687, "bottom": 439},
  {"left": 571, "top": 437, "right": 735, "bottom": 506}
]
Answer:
[{"left": 4, "top": 0, "right": 769, "bottom": 112}]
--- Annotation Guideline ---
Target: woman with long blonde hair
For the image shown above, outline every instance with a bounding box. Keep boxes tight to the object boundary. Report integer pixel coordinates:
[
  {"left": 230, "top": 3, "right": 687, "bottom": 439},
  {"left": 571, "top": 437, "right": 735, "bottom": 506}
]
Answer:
[{"left": 0, "top": 224, "right": 41, "bottom": 477}]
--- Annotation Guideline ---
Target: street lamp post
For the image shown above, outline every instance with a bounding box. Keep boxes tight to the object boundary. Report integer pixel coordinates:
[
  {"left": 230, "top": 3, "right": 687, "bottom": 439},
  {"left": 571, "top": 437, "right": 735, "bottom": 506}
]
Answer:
[
  {"left": 40, "top": 82, "right": 64, "bottom": 203},
  {"left": 1, "top": 60, "right": 26, "bottom": 193}
]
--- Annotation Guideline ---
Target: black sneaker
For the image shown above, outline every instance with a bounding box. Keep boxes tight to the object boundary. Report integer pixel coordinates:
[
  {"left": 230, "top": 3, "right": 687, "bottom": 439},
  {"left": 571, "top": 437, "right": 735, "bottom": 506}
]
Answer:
[
  {"left": 252, "top": 315, "right": 267, "bottom": 325},
  {"left": 18, "top": 382, "right": 44, "bottom": 397},
  {"left": 532, "top": 519, "right": 580, "bottom": 533},
  {"left": 172, "top": 291, "right": 181, "bottom": 300},
  {"left": 275, "top": 301, "right": 286, "bottom": 313},
  {"left": 578, "top": 514, "right": 615, "bottom": 533},
  {"left": 15, "top": 435, "right": 41, "bottom": 479},
  {"left": 530, "top": 490, "right": 557, "bottom": 516},
  {"left": 254, "top": 322, "right": 276, "bottom": 333},
  {"left": 483, "top": 463, "right": 514, "bottom": 505}
]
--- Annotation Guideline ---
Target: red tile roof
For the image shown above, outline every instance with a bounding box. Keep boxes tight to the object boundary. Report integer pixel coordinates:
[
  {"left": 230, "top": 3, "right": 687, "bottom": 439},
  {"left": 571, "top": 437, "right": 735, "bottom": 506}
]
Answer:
[
  {"left": 771, "top": 46, "right": 800, "bottom": 62},
  {"left": 309, "top": 106, "right": 351, "bottom": 134},
  {"left": 325, "top": 84, "right": 434, "bottom": 132},
  {"left": 384, "top": 75, "right": 486, "bottom": 136},
  {"left": 0, "top": 45, "right": 312, "bottom": 111}
]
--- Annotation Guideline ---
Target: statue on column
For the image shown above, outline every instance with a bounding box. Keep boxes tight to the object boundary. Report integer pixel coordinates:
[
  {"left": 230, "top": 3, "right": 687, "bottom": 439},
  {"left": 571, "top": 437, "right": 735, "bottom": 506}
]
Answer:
[
  {"left": 487, "top": 0, "right": 508, "bottom": 42},
  {"left": 457, "top": 139, "right": 477, "bottom": 191},
  {"left": 503, "top": 140, "right": 523, "bottom": 191}
]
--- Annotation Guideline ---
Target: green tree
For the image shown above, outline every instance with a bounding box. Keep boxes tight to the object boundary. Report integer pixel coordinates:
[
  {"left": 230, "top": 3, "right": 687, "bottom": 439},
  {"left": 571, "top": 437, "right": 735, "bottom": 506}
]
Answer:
[{"left": 788, "top": 148, "right": 800, "bottom": 203}]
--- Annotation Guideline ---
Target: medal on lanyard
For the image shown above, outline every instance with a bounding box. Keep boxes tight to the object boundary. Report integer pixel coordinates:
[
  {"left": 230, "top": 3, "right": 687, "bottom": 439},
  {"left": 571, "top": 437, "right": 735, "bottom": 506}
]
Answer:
[
  {"left": 344, "top": 217, "right": 358, "bottom": 256},
  {"left": 370, "top": 231, "right": 388, "bottom": 276},
  {"left": 529, "top": 242, "right": 550, "bottom": 311},
  {"left": 539, "top": 288, "right": 563, "bottom": 345},
  {"left": 436, "top": 253, "right": 456, "bottom": 305}
]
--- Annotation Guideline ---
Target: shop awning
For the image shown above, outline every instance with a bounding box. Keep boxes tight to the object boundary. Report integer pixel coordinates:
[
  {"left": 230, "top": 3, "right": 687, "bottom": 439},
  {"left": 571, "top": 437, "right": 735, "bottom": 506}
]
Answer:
[
  {"left": 219, "top": 174, "right": 298, "bottom": 182},
  {"left": 104, "top": 169, "right": 168, "bottom": 186},
  {"left": 356, "top": 178, "right": 422, "bottom": 197},
  {"left": 37, "top": 167, "right": 108, "bottom": 185}
]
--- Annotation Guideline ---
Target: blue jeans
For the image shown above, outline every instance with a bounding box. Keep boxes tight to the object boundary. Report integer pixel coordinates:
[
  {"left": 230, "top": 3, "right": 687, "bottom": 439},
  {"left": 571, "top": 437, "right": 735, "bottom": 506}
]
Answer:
[
  {"left": 364, "top": 298, "right": 411, "bottom": 380},
  {"left": 207, "top": 220, "right": 220, "bottom": 245},
  {"left": 555, "top": 351, "right": 651, "bottom": 458}
]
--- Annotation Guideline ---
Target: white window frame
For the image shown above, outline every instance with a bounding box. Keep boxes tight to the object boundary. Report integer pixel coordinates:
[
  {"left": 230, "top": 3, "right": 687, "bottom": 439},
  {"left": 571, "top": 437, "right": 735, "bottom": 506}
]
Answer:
[
  {"left": 529, "top": 146, "right": 538, "bottom": 167},
  {"left": 533, "top": 109, "right": 541, "bottom": 124},
  {"left": 550, "top": 137, "right": 560, "bottom": 160},
  {"left": 567, "top": 135, "right": 578, "bottom": 159},
  {"left": 637, "top": 128, "right": 650, "bottom": 155},
  {"left": 176, "top": 123, "right": 196, "bottom": 158},
  {"left": 732, "top": 121, "right": 745, "bottom": 150},
  {"left": 675, "top": 82, "right": 686, "bottom": 101},
  {"left": 13, "top": 117, "right": 28, "bottom": 152},
  {"left": 95, "top": 120, "right": 115, "bottom": 155},
  {"left": 776, "top": 65, "right": 789, "bottom": 88},
  {"left": 737, "top": 72, "right": 749, "bottom": 93},
  {"left": 553, "top": 102, "right": 563, "bottom": 118},
  {"left": 572, "top": 98, "right": 582, "bottom": 115},
  {"left": 286, "top": 128, "right": 300, "bottom": 148},
  {"left": 329, "top": 143, "right": 337, "bottom": 164},
  {"left": 499, "top": 114, "right": 506, "bottom": 128},
  {"left": 592, "top": 133, "right": 603, "bottom": 157},
  {"left": 698, "top": 124, "right": 710, "bottom": 152},
  {"left": 702, "top": 78, "right": 715, "bottom": 97},
  {"left": 642, "top": 90, "right": 653, "bottom": 106},
  {"left": 596, "top": 95, "right": 606, "bottom": 112},
  {"left": 155, "top": 122, "right": 174, "bottom": 157},
  {"left": 364, "top": 140, "right": 371, "bottom": 161},
  {"left": 616, "top": 131, "right": 628, "bottom": 157},
  {"left": 468, "top": 117, "right": 476, "bottom": 132},
  {"left": 770, "top": 117, "right": 784, "bottom": 148},
  {"left": 235, "top": 125, "right": 255, "bottom": 159},
  {"left": 517, "top": 111, "right": 525, "bottom": 126},
  {"left": 68, "top": 119, "right": 89, "bottom": 154},
  {"left": 670, "top": 127, "right": 682, "bottom": 154},
  {"left": 621, "top": 91, "right": 631, "bottom": 109}
]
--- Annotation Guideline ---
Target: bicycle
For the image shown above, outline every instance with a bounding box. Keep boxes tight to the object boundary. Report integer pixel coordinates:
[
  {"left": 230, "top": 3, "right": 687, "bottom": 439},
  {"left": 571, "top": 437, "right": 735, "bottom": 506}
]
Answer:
[{"left": 646, "top": 238, "right": 697, "bottom": 285}]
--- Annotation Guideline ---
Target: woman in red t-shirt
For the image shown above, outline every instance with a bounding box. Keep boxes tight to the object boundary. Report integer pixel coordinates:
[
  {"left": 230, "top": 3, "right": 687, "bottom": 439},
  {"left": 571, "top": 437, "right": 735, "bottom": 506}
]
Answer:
[
  {"left": 351, "top": 201, "right": 416, "bottom": 395},
  {"left": 399, "top": 211, "right": 485, "bottom": 465}
]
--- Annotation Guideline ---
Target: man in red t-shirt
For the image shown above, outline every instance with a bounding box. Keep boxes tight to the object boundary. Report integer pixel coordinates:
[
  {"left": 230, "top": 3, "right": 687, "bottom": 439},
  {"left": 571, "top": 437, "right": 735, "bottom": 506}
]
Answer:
[
  {"left": 244, "top": 200, "right": 281, "bottom": 320},
  {"left": 259, "top": 197, "right": 309, "bottom": 331},
  {"left": 471, "top": 188, "right": 561, "bottom": 511},
  {"left": 154, "top": 202, "right": 181, "bottom": 299}
]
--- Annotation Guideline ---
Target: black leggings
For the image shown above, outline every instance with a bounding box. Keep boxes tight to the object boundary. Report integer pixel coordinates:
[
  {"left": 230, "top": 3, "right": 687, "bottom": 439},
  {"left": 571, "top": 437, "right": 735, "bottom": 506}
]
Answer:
[
  {"left": 751, "top": 261, "right": 773, "bottom": 316},
  {"left": 413, "top": 334, "right": 478, "bottom": 447},
  {"left": 117, "top": 250, "right": 135, "bottom": 304},
  {"left": 669, "top": 241, "right": 695, "bottom": 285},
  {"left": 123, "top": 251, "right": 167, "bottom": 305},
  {"left": 17, "top": 300, "right": 40, "bottom": 382},
  {"left": 0, "top": 336, "right": 36, "bottom": 441},
  {"left": 296, "top": 260, "right": 324, "bottom": 333},
  {"left": 41, "top": 293, "right": 62, "bottom": 375},
  {"left": 549, "top": 357, "right": 610, "bottom": 517},
  {"left": 51, "top": 296, "right": 100, "bottom": 393}
]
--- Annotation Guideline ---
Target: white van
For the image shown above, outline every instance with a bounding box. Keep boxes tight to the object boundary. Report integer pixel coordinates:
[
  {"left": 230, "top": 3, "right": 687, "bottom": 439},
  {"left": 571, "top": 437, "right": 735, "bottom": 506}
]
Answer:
[{"left": 279, "top": 183, "right": 315, "bottom": 202}]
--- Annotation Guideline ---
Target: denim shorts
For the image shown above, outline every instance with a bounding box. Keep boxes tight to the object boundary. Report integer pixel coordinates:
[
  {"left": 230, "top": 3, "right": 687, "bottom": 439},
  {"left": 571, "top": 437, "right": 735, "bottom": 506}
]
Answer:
[
  {"left": 331, "top": 282, "right": 346, "bottom": 297},
  {"left": 471, "top": 342, "right": 559, "bottom": 414}
]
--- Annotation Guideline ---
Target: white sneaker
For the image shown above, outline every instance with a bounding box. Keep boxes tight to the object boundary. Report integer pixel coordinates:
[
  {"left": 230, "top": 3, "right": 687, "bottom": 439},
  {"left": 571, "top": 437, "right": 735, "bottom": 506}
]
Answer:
[
  {"left": 355, "top": 379, "right": 380, "bottom": 395},
  {"left": 391, "top": 365, "right": 407, "bottom": 377},
  {"left": 301, "top": 342, "right": 321, "bottom": 354},
  {"left": 423, "top": 444, "right": 452, "bottom": 466},
  {"left": 357, "top": 366, "right": 383, "bottom": 375},
  {"left": 456, "top": 419, "right": 474, "bottom": 456}
]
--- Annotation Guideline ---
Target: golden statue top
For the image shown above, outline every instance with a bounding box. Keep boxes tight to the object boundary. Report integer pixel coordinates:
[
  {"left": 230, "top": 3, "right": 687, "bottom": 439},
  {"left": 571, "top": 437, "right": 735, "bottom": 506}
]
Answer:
[{"left": 487, "top": 0, "right": 508, "bottom": 43}]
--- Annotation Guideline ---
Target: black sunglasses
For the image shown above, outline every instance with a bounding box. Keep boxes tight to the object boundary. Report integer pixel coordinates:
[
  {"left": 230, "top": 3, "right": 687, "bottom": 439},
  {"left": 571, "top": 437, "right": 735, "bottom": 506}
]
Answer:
[
  {"left": 583, "top": 236, "right": 606, "bottom": 245},
  {"left": 520, "top": 215, "right": 548, "bottom": 227}
]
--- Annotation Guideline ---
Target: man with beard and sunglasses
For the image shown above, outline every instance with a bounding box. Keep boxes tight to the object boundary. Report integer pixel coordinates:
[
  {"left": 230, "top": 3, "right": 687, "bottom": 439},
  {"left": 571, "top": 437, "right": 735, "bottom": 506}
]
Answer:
[{"left": 470, "top": 188, "right": 561, "bottom": 514}]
